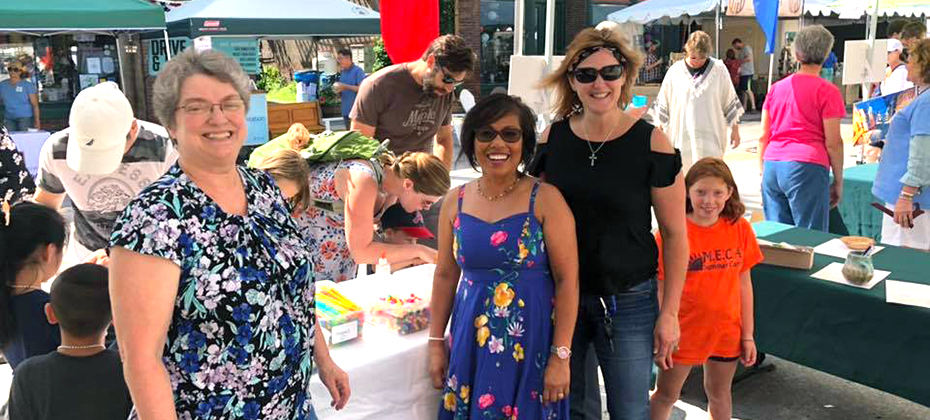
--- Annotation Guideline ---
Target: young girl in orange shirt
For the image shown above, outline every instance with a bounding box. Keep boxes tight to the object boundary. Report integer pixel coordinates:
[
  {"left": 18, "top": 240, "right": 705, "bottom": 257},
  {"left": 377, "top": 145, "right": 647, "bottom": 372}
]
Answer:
[{"left": 651, "top": 157, "right": 763, "bottom": 420}]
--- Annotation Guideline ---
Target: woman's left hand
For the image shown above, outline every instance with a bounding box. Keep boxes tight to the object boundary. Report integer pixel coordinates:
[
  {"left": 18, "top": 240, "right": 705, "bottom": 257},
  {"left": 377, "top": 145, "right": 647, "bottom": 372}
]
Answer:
[
  {"left": 653, "top": 312, "right": 680, "bottom": 370},
  {"left": 318, "top": 356, "right": 351, "bottom": 410},
  {"left": 542, "top": 359, "right": 570, "bottom": 405},
  {"left": 894, "top": 196, "right": 915, "bottom": 228}
]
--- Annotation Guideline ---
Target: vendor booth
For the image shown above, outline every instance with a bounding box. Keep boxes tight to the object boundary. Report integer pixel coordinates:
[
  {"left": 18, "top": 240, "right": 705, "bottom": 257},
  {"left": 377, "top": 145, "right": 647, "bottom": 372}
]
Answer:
[
  {"left": 0, "top": 0, "right": 165, "bottom": 131},
  {"left": 152, "top": 0, "right": 381, "bottom": 142}
]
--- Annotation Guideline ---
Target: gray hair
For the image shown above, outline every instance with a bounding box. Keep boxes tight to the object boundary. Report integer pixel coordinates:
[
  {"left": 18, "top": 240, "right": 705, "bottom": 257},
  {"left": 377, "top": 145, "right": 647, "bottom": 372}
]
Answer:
[
  {"left": 793, "top": 25, "right": 834, "bottom": 65},
  {"left": 153, "top": 48, "right": 251, "bottom": 130}
]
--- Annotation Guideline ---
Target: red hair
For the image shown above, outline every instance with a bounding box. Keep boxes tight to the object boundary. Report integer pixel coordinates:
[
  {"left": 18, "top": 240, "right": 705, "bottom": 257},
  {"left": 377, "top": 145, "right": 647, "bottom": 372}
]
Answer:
[{"left": 685, "top": 157, "right": 745, "bottom": 223}]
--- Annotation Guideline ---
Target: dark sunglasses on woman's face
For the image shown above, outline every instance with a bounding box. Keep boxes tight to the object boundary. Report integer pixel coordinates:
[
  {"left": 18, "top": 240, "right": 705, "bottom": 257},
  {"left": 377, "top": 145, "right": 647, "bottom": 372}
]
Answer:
[
  {"left": 573, "top": 64, "right": 624, "bottom": 84},
  {"left": 475, "top": 127, "right": 522, "bottom": 143}
]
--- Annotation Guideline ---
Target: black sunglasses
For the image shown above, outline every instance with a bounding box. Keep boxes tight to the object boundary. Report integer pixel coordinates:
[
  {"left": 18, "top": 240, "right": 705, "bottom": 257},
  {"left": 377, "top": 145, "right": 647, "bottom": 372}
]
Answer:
[
  {"left": 573, "top": 65, "right": 624, "bottom": 84},
  {"left": 475, "top": 127, "right": 522, "bottom": 143},
  {"left": 438, "top": 65, "right": 465, "bottom": 86},
  {"left": 6, "top": 67, "right": 19, "bottom": 72}
]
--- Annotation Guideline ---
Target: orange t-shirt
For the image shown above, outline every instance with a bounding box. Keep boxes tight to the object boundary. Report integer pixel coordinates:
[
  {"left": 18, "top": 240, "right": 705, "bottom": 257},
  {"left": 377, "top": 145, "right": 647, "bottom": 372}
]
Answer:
[{"left": 656, "top": 217, "right": 763, "bottom": 365}]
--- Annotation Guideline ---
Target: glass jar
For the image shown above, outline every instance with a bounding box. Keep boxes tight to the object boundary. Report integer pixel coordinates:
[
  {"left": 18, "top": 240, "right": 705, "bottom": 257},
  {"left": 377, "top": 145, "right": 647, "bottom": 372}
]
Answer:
[{"left": 842, "top": 251, "right": 875, "bottom": 285}]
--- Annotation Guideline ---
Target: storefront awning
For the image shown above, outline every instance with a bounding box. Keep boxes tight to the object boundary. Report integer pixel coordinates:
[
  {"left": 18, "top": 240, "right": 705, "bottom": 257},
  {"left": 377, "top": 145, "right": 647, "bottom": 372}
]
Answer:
[
  {"left": 607, "top": 0, "right": 846, "bottom": 24},
  {"left": 165, "top": 0, "right": 381, "bottom": 38},
  {"left": 0, "top": 0, "right": 166, "bottom": 32}
]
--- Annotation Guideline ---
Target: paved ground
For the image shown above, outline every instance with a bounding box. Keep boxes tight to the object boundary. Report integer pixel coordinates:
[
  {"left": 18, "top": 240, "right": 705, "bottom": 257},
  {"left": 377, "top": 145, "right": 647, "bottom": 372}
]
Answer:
[{"left": 3, "top": 115, "right": 928, "bottom": 419}]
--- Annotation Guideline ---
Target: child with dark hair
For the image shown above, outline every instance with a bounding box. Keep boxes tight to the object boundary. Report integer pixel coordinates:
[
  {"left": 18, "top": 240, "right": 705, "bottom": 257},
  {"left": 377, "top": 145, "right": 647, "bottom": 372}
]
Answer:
[
  {"left": 0, "top": 201, "right": 66, "bottom": 369},
  {"left": 7, "top": 263, "right": 132, "bottom": 420}
]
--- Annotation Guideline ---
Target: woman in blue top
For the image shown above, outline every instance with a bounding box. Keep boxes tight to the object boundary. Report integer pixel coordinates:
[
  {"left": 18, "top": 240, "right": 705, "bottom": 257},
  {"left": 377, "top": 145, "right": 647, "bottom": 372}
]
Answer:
[
  {"left": 0, "top": 201, "right": 66, "bottom": 369},
  {"left": 872, "top": 38, "right": 930, "bottom": 250},
  {"left": 0, "top": 62, "right": 40, "bottom": 132}
]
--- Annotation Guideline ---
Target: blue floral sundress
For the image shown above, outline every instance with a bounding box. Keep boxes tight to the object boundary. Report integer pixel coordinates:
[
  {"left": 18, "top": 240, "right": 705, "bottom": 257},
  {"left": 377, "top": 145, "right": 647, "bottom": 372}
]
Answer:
[{"left": 440, "top": 180, "right": 567, "bottom": 420}]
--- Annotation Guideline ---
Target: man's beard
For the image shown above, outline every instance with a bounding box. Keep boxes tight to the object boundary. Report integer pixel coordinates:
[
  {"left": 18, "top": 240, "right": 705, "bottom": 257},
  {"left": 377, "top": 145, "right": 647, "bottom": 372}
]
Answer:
[{"left": 421, "top": 67, "right": 444, "bottom": 97}]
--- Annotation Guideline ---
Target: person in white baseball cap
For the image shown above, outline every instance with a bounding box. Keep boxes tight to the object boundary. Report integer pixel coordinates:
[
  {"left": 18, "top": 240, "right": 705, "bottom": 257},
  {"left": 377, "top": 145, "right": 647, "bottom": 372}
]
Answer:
[
  {"left": 32, "top": 82, "right": 178, "bottom": 267},
  {"left": 66, "top": 82, "right": 135, "bottom": 174},
  {"left": 880, "top": 38, "right": 912, "bottom": 96}
]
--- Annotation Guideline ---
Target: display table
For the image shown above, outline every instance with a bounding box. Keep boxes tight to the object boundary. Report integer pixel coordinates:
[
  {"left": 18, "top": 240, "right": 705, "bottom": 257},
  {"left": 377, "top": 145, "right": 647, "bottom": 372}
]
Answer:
[
  {"left": 309, "top": 268, "right": 441, "bottom": 419},
  {"left": 751, "top": 221, "right": 930, "bottom": 407},
  {"left": 835, "top": 163, "right": 882, "bottom": 241},
  {"left": 10, "top": 130, "right": 52, "bottom": 177}
]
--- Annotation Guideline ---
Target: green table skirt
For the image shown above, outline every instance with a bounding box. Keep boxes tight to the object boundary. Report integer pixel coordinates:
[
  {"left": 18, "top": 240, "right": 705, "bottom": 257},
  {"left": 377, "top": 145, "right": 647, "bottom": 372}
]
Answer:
[
  {"left": 836, "top": 163, "right": 883, "bottom": 241},
  {"left": 751, "top": 221, "right": 930, "bottom": 407}
]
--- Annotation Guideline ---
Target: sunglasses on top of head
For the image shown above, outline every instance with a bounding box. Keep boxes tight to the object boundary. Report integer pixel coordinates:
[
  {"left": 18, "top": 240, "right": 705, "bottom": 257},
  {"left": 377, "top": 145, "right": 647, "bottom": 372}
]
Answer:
[{"left": 572, "top": 64, "right": 624, "bottom": 84}]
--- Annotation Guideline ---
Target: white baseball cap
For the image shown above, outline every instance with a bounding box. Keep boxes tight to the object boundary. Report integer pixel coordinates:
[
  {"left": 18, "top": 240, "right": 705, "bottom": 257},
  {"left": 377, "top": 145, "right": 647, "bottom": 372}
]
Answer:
[
  {"left": 888, "top": 39, "right": 904, "bottom": 52},
  {"left": 66, "top": 82, "right": 134, "bottom": 174}
]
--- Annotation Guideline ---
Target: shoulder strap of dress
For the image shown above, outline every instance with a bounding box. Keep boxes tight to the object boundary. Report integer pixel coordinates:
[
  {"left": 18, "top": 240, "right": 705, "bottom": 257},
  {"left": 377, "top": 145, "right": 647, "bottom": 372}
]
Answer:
[
  {"left": 457, "top": 184, "right": 466, "bottom": 213},
  {"left": 528, "top": 180, "right": 541, "bottom": 213}
]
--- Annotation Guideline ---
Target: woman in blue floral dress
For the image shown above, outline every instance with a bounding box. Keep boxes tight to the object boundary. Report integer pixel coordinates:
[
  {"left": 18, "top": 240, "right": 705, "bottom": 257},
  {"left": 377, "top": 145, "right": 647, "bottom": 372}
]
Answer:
[
  {"left": 429, "top": 94, "right": 580, "bottom": 420},
  {"left": 108, "top": 49, "right": 349, "bottom": 420}
]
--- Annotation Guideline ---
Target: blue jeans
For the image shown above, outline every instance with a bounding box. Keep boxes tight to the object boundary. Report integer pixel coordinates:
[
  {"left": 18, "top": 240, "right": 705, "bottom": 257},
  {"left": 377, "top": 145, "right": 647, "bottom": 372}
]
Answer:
[
  {"left": 3, "top": 117, "right": 32, "bottom": 132},
  {"left": 570, "top": 278, "right": 658, "bottom": 420},
  {"left": 762, "top": 160, "right": 830, "bottom": 231}
]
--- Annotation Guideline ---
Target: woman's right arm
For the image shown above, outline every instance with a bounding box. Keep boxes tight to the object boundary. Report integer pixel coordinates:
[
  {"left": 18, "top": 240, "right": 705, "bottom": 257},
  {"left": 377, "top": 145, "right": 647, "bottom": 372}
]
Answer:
[
  {"left": 342, "top": 168, "right": 436, "bottom": 264},
  {"left": 428, "top": 188, "right": 462, "bottom": 389},
  {"left": 824, "top": 117, "right": 844, "bottom": 208},
  {"left": 110, "top": 246, "right": 181, "bottom": 420}
]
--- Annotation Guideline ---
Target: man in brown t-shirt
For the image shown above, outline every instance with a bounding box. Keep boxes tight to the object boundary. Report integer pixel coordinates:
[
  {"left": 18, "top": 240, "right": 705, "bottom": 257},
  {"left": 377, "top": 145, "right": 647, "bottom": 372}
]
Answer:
[{"left": 350, "top": 35, "right": 475, "bottom": 169}]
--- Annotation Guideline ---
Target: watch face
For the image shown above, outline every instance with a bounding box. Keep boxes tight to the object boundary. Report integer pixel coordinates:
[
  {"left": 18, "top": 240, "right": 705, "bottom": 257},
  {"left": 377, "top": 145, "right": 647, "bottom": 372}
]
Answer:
[{"left": 557, "top": 347, "right": 570, "bottom": 359}]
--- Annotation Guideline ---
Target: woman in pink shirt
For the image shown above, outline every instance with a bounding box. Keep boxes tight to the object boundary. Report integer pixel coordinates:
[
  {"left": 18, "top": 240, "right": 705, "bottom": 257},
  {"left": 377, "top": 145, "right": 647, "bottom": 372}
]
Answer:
[{"left": 759, "top": 25, "right": 846, "bottom": 231}]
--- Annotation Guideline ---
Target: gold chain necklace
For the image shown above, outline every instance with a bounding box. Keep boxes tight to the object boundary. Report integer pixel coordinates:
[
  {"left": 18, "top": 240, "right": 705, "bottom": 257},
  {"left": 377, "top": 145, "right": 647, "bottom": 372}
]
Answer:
[{"left": 477, "top": 176, "right": 521, "bottom": 201}]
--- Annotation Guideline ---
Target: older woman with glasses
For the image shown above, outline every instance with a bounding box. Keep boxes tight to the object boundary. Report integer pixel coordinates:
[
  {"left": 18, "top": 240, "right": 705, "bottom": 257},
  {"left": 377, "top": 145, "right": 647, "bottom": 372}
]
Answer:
[
  {"left": 760, "top": 25, "right": 846, "bottom": 232},
  {"left": 651, "top": 31, "right": 744, "bottom": 173},
  {"left": 535, "top": 28, "right": 687, "bottom": 420},
  {"left": 428, "top": 93, "right": 579, "bottom": 419},
  {"left": 108, "top": 49, "right": 349, "bottom": 420}
]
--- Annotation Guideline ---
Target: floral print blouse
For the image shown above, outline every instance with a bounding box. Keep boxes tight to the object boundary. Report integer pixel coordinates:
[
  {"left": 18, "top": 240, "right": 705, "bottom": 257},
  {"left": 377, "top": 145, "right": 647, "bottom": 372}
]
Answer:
[
  {"left": 0, "top": 126, "right": 35, "bottom": 205},
  {"left": 110, "top": 164, "right": 316, "bottom": 420}
]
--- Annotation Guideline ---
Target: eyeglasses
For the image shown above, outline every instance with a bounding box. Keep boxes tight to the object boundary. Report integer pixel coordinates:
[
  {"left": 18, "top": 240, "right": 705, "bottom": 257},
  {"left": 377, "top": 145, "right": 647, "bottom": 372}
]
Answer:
[
  {"left": 6, "top": 67, "right": 19, "bottom": 72},
  {"left": 475, "top": 127, "right": 522, "bottom": 143},
  {"left": 176, "top": 99, "right": 246, "bottom": 116},
  {"left": 572, "top": 65, "right": 624, "bottom": 84},
  {"left": 438, "top": 65, "right": 466, "bottom": 87}
]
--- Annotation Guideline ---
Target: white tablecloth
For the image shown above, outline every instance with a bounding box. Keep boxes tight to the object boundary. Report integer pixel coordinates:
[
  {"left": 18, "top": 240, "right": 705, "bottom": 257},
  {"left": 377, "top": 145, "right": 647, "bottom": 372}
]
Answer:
[
  {"left": 10, "top": 130, "right": 51, "bottom": 178},
  {"left": 310, "top": 266, "right": 441, "bottom": 419}
]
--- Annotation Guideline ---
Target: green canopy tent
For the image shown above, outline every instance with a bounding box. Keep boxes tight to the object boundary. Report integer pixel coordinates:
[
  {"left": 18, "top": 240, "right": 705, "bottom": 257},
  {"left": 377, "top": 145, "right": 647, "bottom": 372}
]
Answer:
[
  {"left": 164, "top": 0, "right": 380, "bottom": 38},
  {"left": 0, "top": 0, "right": 165, "bottom": 33}
]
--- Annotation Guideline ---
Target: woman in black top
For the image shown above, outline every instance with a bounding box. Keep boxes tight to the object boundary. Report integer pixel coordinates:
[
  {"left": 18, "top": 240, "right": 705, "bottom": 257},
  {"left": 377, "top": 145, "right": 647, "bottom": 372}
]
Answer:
[{"left": 534, "top": 27, "right": 688, "bottom": 420}]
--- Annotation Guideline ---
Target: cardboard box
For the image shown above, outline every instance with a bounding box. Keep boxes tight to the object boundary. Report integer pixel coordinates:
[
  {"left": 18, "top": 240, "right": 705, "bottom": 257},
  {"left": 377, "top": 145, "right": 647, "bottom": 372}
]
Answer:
[{"left": 759, "top": 242, "right": 814, "bottom": 270}]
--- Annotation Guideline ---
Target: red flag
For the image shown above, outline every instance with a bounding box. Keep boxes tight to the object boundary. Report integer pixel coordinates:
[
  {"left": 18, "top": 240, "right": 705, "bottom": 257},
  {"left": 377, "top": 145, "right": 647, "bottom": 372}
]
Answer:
[{"left": 380, "top": 0, "right": 439, "bottom": 64}]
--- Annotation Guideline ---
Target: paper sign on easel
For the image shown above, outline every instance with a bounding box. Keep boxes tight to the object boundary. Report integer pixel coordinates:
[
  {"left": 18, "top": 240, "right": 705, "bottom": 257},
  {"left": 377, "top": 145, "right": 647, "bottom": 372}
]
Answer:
[{"left": 842, "top": 39, "right": 888, "bottom": 85}]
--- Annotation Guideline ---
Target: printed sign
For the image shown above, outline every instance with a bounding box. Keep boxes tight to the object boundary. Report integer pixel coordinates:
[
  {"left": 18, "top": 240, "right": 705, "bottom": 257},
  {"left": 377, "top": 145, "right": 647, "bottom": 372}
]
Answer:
[
  {"left": 330, "top": 320, "right": 358, "bottom": 344},
  {"left": 246, "top": 93, "right": 270, "bottom": 146},
  {"left": 148, "top": 36, "right": 259, "bottom": 75},
  {"left": 147, "top": 37, "right": 190, "bottom": 75}
]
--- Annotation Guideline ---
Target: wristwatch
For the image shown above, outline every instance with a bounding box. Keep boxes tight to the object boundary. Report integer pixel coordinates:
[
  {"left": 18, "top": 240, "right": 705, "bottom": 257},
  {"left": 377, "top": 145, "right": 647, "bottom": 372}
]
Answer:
[{"left": 550, "top": 345, "right": 572, "bottom": 360}]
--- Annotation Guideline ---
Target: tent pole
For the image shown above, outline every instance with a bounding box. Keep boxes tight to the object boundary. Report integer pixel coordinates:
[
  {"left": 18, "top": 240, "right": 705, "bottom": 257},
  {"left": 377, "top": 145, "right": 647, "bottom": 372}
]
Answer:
[
  {"left": 164, "top": 30, "right": 172, "bottom": 60},
  {"left": 861, "top": 0, "right": 880, "bottom": 101},
  {"left": 544, "top": 0, "right": 555, "bottom": 65},
  {"left": 513, "top": 0, "right": 524, "bottom": 56},
  {"left": 715, "top": 0, "right": 720, "bottom": 58},
  {"left": 115, "top": 33, "right": 130, "bottom": 94},
  {"left": 800, "top": 0, "right": 806, "bottom": 27}
]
